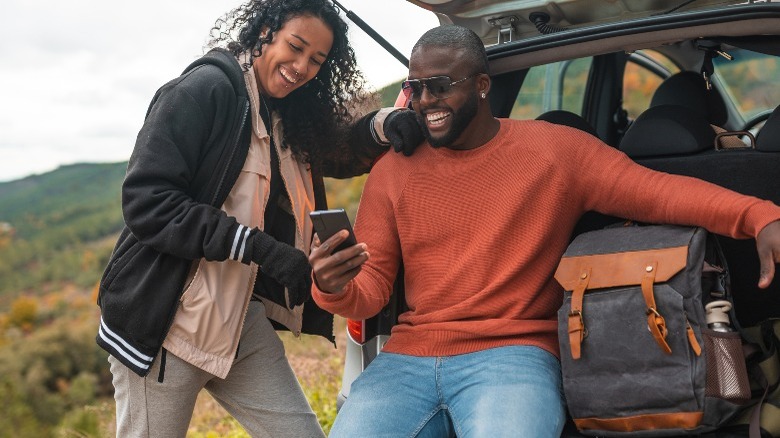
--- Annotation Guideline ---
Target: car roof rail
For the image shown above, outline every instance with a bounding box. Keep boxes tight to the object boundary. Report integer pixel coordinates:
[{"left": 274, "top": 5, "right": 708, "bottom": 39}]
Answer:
[{"left": 331, "top": 0, "right": 410, "bottom": 67}]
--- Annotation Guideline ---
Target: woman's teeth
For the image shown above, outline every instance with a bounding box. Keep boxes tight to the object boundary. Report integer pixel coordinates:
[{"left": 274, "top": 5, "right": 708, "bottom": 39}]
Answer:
[{"left": 281, "top": 68, "right": 298, "bottom": 84}]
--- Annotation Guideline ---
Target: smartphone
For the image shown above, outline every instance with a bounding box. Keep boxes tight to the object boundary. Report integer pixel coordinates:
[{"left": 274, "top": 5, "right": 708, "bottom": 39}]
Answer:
[{"left": 309, "top": 208, "right": 358, "bottom": 253}]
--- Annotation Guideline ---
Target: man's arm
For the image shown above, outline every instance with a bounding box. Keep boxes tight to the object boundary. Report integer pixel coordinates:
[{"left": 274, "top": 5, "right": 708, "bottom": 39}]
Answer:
[
  {"left": 564, "top": 132, "right": 778, "bottom": 235},
  {"left": 309, "top": 157, "right": 405, "bottom": 320},
  {"left": 568, "top": 132, "right": 780, "bottom": 287}
]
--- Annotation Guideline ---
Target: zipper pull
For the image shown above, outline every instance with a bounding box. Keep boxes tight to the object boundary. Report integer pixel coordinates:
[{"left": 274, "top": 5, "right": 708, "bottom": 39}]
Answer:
[{"left": 686, "top": 319, "right": 702, "bottom": 356}]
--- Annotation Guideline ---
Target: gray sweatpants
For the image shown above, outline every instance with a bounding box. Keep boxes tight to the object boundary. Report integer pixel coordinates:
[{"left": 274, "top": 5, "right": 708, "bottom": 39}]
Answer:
[{"left": 108, "top": 301, "right": 325, "bottom": 438}]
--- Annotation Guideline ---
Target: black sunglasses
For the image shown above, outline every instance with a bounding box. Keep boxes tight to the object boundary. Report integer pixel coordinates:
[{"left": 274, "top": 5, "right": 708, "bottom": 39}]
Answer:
[{"left": 401, "top": 74, "right": 479, "bottom": 101}]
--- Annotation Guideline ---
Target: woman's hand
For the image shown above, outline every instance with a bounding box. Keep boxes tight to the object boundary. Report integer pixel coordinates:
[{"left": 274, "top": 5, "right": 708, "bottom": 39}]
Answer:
[
  {"left": 252, "top": 232, "right": 312, "bottom": 308},
  {"left": 384, "top": 109, "right": 425, "bottom": 156}
]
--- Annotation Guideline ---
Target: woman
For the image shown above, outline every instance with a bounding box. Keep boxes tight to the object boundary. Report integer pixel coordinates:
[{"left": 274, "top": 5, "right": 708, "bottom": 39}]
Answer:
[{"left": 96, "top": 0, "right": 421, "bottom": 436}]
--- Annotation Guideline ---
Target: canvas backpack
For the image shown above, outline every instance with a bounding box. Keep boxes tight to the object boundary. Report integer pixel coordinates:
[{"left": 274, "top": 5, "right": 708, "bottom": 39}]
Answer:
[{"left": 554, "top": 224, "right": 759, "bottom": 437}]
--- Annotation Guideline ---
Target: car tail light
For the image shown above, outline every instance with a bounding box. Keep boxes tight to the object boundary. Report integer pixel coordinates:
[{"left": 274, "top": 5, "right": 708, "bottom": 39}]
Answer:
[{"left": 347, "top": 318, "right": 366, "bottom": 344}]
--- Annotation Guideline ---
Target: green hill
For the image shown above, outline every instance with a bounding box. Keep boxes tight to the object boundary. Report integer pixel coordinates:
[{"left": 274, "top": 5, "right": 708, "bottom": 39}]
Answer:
[
  {"left": 0, "top": 162, "right": 126, "bottom": 235},
  {"left": 0, "top": 162, "right": 127, "bottom": 300},
  {"left": 378, "top": 79, "right": 404, "bottom": 107}
]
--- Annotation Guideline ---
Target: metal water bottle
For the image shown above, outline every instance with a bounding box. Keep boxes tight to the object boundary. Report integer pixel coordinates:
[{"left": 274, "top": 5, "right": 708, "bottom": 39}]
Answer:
[
  {"left": 705, "top": 300, "right": 733, "bottom": 332},
  {"left": 703, "top": 299, "right": 750, "bottom": 403}
]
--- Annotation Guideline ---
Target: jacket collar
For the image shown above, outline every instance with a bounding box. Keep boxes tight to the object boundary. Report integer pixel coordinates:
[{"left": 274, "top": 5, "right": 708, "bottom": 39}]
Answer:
[{"left": 240, "top": 51, "right": 280, "bottom": 141}]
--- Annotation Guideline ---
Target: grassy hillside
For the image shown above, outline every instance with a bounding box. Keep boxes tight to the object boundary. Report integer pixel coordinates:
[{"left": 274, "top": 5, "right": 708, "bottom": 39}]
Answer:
[
  {"left": 377, "top": 79, "right": 404, "bottom": 108},
  {"left": 0, "top": 162, "right": 126, "bottom": 234},
  {"left": 0, "top": 163, "right": 127, "bottom": 301}
]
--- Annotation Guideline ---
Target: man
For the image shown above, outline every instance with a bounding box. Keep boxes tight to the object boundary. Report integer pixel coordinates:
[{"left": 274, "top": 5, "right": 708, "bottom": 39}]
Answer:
[{"left": 309, "top": 25, "right": 780, "bottom": 436}]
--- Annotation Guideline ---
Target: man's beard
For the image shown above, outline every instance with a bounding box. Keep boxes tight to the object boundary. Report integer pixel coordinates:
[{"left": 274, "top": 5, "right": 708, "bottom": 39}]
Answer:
[{"left": 416, "top": 91, "right": 479, "bottom": 148}]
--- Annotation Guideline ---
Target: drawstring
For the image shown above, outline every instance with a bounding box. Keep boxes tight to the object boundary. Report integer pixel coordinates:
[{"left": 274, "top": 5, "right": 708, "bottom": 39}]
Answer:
[{"left": 157, "top": 348, "right": 167, "bottom": 383}]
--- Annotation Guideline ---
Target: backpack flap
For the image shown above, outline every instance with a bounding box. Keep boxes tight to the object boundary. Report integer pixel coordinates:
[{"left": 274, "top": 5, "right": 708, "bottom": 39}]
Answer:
[{"left": 555, "top": 245, "right": 689, "bottom": 359}]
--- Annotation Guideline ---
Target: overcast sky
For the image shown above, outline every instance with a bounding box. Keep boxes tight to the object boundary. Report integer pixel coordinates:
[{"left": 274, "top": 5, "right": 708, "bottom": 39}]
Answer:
[{"left": 0, "top": 1, "right": 439, "bottom": 182}]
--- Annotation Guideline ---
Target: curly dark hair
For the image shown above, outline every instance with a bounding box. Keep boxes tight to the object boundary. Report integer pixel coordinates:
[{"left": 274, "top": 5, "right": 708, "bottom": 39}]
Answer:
[{"left": 208, "top": 0, "right": 367, "bottom": 163}]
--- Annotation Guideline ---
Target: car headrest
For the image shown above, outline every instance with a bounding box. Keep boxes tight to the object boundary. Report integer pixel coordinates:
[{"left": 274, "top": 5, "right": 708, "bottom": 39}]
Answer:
[
  {"left": 756, "top": 105, "right": 780, "bottom": 152},
  {"left": 536, "top": 110, "right": 599, "bottom": 138},
  {"left": 619, "top": 105, "right": 715, "bottom": 158},
  {"left": 650, "top": 71, "right": 728, "bottom": 126}
]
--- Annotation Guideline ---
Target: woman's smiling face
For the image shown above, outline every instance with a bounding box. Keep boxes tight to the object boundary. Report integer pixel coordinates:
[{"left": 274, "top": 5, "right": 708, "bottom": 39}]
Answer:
[{"left": 253, "top": 14, "right": 334, "bottom": 98}]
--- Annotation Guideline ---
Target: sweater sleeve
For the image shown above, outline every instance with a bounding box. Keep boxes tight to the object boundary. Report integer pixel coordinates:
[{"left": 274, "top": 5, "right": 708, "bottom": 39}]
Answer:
[
  {"left": 571, "top": 134, "right": 780, "bottom": 239},
  {"left": 122, "top": 68, "right": 248, "bottom": 262},
  {"left": 312, "top": 155, "right": 404, "bottom": 320}
]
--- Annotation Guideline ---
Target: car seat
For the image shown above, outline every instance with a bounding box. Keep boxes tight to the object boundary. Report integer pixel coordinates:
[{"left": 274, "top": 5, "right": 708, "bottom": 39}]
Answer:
[
  {"left": 650, "top": 71, "right": 746, "bottom": 149},
  {"left": 619, "top": 104, "right": 715, "bottom": 158},
  {"left": 756, "top": 104, "right": 780, "bottom": 151},
  {"left": 536, "top": 110, "right": 600, "bottom": 139},
  {"left": 650, "top": 71, "right": 728, "bottom": 126}
]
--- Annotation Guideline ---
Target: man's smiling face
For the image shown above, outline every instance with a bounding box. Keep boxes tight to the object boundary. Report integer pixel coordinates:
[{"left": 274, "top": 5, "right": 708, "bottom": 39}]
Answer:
[{"left": 408, "top": 46, "right": 479, "bottom": 149}]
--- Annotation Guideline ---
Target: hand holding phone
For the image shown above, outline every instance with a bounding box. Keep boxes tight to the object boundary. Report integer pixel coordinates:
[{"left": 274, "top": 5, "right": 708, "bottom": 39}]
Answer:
[
  {"left": 309, "top": 208, "right": 368, "bottom": 294},
  {"left": 309, "top": 208, "right": 357, "bottom": 253}
]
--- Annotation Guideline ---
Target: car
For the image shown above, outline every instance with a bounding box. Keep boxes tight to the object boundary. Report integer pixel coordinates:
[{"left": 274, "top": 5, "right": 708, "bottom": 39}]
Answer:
[{"left": 336, "top": 1, "right": 780, "bottom": 436}]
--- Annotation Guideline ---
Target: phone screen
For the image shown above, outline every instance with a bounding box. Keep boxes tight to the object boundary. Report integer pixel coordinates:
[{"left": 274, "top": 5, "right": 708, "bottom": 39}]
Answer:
[{"left": 309, "top": 208, "right": 357, "bottom": 253}]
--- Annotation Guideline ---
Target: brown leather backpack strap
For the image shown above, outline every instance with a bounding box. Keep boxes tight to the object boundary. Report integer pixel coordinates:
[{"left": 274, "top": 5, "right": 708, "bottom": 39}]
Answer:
[
  {"left": 642, "top": 261, "right": 672, "bottom": 354},
  {"left": 568, "top": 268, "right": 591, "bottom": 360}
]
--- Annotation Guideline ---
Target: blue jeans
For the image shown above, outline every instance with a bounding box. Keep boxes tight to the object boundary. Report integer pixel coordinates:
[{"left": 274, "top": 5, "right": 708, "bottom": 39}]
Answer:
[{"left": 330, "top": 345, "right": 566, "bottom": 437}]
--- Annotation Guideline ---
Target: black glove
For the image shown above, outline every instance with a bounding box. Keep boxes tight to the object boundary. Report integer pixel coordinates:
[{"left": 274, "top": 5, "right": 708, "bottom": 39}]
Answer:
[
  {"left": 383, "top": 109, "right": 425, "bottom": 156},
  {"left": 253, "top": 232, "right": 312, "bottom": 309}
]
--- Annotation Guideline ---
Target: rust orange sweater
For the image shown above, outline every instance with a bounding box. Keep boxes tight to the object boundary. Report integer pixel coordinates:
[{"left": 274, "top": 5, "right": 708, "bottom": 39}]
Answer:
[{"left": 312, "top": 119, "right": 780, "bottom": 358}]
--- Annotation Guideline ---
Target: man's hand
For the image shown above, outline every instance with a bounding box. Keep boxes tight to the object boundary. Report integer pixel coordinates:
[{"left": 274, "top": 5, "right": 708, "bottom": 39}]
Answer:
[
  {"left": 384, "top": 109, "right": 424, "bottom": 156},
  {"left": 756, "top": 220, "right": 780, "bottom": 288},
  {"left": 309, "top": 230, "right": 369, "bottom": 293}
]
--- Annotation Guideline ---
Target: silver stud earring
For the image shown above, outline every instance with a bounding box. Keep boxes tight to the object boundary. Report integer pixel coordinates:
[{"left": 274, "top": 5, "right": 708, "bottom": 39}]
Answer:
[{"left": 481, "top": 92, "right": 486, "bottom": 99}]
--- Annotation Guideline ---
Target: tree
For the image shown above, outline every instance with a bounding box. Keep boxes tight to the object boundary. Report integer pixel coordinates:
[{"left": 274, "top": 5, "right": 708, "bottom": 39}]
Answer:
[{"left": 8, "top": 295, "right": 38, "bottom": 331}]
